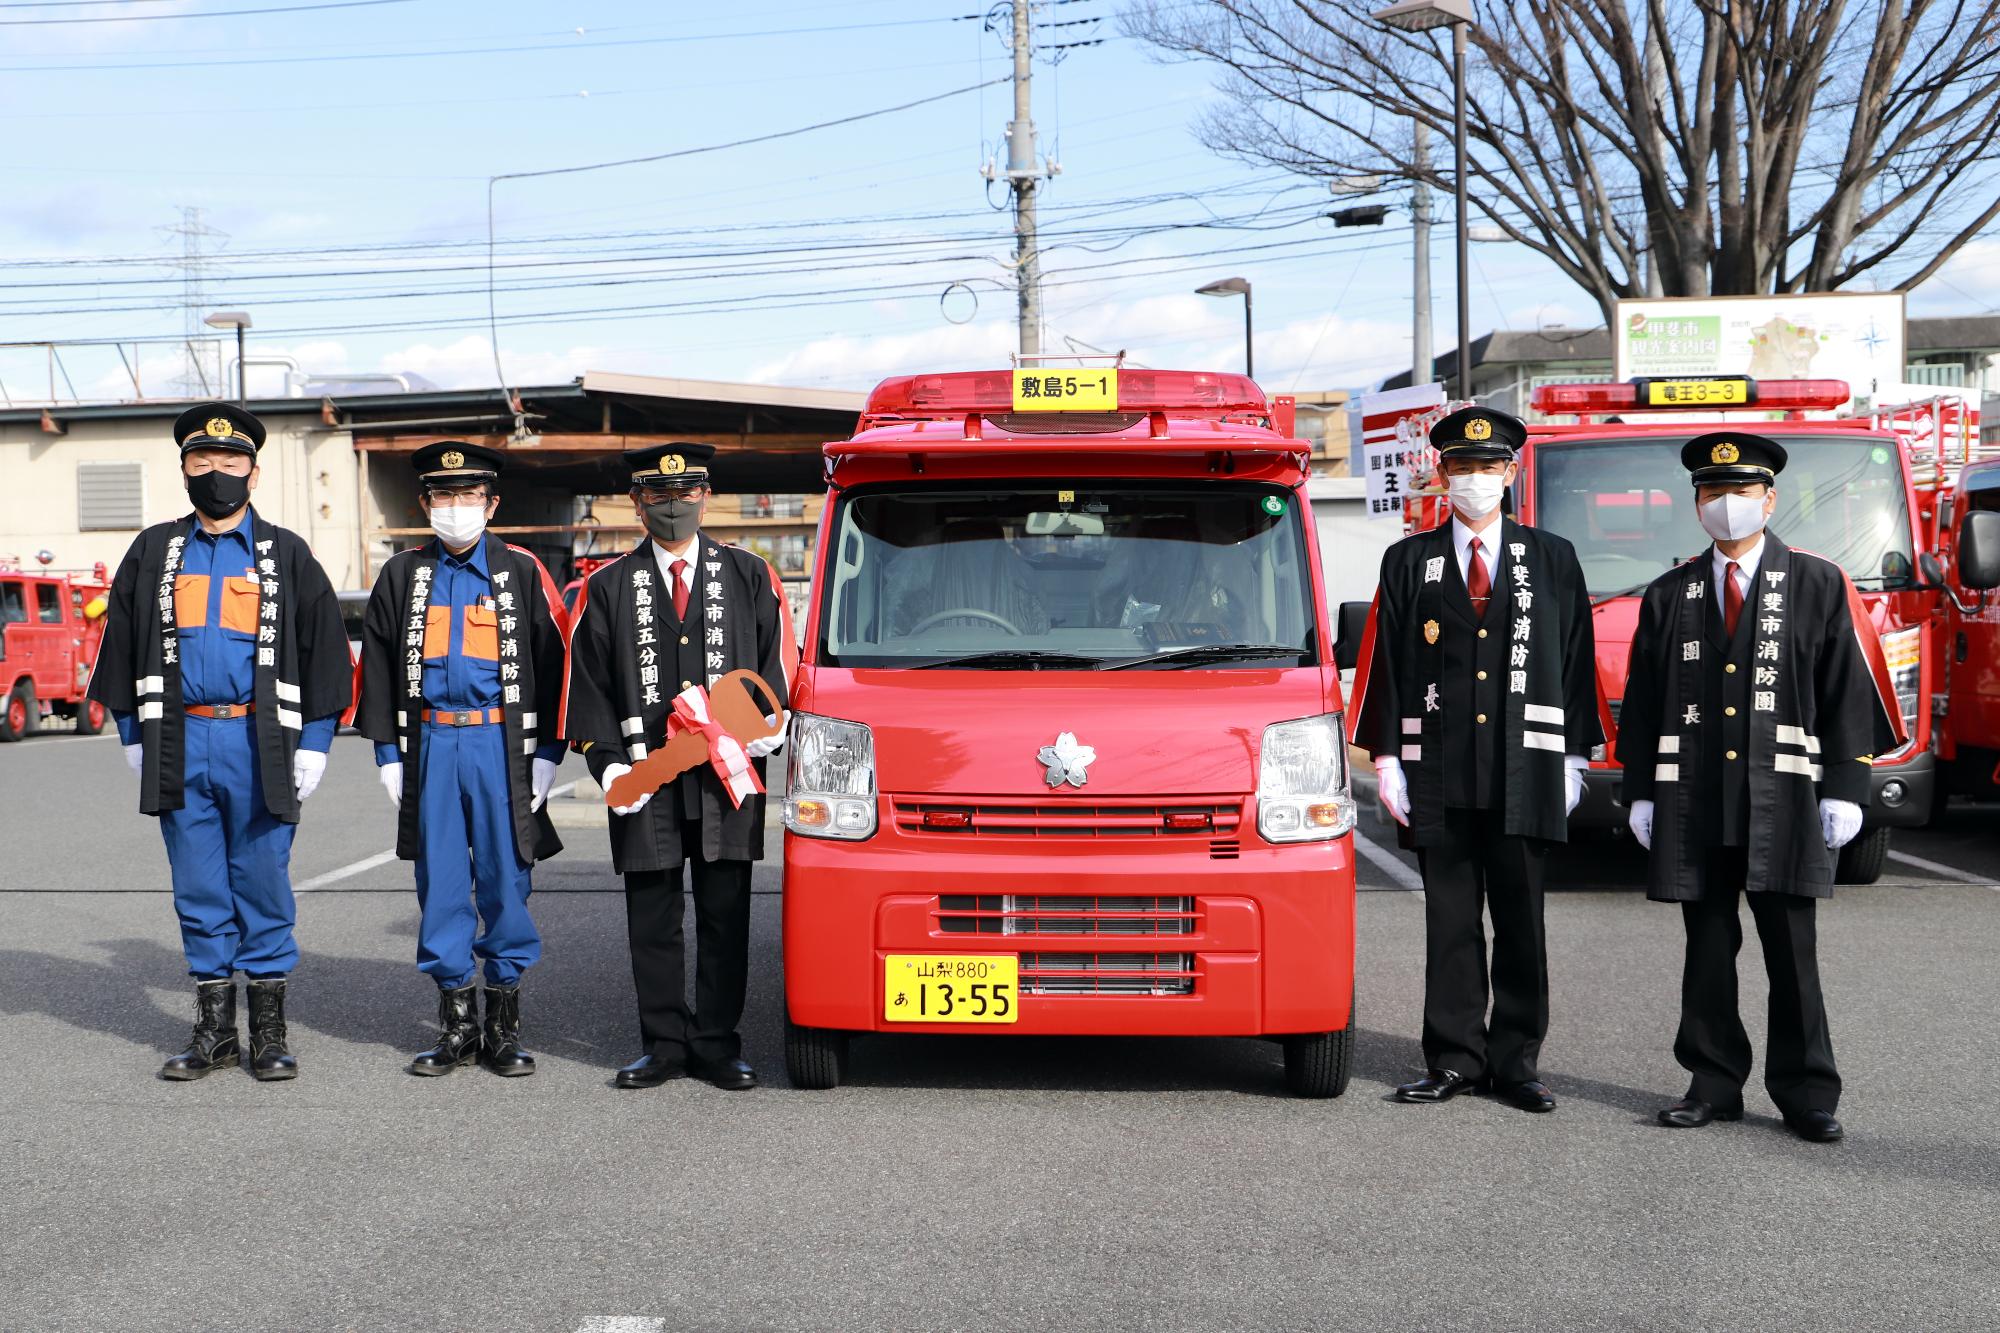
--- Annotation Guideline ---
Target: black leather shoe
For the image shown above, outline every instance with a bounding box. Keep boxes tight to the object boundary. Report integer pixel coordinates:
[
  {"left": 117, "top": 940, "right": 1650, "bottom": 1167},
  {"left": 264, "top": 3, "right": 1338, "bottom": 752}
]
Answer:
[
  {"left": 1393, "top": 1068, "right": 1479, "bottom": 1103},
  {"left": 408, "top": 985, "right": 481, "bottom": 1076},
  {"left": 480, "top": 984, "right": 535, "bottom": 1077},
  {"left": 1492, "top": 1079, "right": 1556, "bottom": 1113},
  {"left": 614, "top": 1053, "right": 687, "bottom": 1089},
  {"left": 1784, "top": 1109, "right": 1844, "bottom": 1143},
  {"left": 1657, "top": 1096, "right": 1745, "bottom": 1128},
  {"left": 245, "top": 978, "right": 298, "bottom": 1082},
  {"left": 695, "top": 1057, "right": 758, "bottom": 1091},
  {"left": 161, "top": 979, "right": 239, "bottom": 1081}
]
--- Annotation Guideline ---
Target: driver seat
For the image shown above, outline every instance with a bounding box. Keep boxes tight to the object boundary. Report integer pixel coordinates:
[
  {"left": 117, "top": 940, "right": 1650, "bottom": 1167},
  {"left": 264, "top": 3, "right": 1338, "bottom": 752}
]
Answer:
[{"left": 891, "top": 519, "right": 1051, "bottom": 636}]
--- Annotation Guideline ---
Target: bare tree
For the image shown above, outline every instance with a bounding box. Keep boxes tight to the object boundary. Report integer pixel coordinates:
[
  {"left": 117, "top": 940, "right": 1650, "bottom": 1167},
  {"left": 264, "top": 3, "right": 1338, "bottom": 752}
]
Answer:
[{"left": 1124, "top": 1, "right": 2000, "bottom": 325}]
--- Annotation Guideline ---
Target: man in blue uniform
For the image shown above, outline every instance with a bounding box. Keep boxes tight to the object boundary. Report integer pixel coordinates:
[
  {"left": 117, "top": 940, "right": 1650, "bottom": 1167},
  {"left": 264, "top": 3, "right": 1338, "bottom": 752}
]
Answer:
[
  {"left": 354, "top": 442, "right": 569, "bottom": 1077},
  {"left": 88, "top": 402, "right": 352, "bottom": 1081}
]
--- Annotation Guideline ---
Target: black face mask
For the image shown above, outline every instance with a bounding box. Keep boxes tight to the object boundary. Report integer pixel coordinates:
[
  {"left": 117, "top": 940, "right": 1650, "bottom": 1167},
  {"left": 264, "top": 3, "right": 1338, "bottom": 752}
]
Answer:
[
  {"left": 640, "top": 495, "right": 703, "bottom": 544},
  {"left": 185, "top": 469, "right": 251, "bottom": 521}
]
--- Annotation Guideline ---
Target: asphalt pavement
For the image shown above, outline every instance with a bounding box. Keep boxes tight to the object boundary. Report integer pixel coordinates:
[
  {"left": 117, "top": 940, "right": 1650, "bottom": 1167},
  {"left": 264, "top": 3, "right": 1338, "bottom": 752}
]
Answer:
[{"left": 2, "top": 729, "right": 1997, "bottom": 1331}]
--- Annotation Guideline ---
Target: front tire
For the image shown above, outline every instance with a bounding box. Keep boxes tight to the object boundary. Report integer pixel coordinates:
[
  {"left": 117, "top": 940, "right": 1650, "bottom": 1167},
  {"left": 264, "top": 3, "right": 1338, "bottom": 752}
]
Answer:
[
  {"left": 1836, "top": 826, "right": 1891, "bottom": 885},
  {"left": 73, "top": 699, "right": 105, "bottom": 736},
  {"left": 1282, "top": 993, "right": 1355, "bottom": 1099},
  {"left": 784, "top": 1016, "right": 849, "bottom": 1090},
  {"left": 0, "top": 681, "right": 34, "bottom": 742}
]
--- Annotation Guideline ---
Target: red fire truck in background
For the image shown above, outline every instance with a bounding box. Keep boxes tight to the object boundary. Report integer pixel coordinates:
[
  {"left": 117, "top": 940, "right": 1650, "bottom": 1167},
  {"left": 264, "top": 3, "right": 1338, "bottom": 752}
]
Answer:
[{"left": 0, "top": 554, "right": 112, "bottom": 741}]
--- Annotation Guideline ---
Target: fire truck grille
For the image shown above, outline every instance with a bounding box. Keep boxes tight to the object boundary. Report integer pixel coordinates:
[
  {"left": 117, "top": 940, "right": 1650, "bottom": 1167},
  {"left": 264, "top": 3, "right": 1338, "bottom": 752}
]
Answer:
[
  {"left": 892, "top": 796, "right": 1241, "bottom": 838},
  {"left": 936, "top": 895, "right": 1196, "bottom": 937},
  {"left": 1018, "top": 952, "right": 1196, "bottom": 997}
]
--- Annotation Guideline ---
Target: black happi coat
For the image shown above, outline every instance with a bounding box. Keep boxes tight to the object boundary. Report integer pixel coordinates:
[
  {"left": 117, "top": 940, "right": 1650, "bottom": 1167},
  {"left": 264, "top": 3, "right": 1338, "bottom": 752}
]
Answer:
[
  {"left": 563, "top": 536, "right": 791, "bottom": 872},
  {"left": 1618, "top": 537, "right": 1900, "bottom": 901},
  {"left": 1353, "top": 518, "right": 1602, "bottom": 848},
  {"left": 87, "top": 511, "right": 350, "bottom": 822},
  {"left": 352, "top": 535, "right": 567, "bottom": 865}
]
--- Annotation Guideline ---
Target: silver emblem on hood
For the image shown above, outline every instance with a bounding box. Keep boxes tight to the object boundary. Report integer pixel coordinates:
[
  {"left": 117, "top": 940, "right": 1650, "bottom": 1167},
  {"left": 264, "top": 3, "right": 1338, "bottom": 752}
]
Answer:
[{"left": 1037, "top": 731, "right": 1096, "bottom": 788}]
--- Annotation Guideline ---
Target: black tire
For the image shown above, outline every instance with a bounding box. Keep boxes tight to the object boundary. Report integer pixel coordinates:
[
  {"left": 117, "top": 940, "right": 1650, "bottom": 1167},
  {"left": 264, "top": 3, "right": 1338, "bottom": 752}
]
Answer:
[
  {"left": 784, "top": 1016, "right": 849, "bottom": 1091},
  {"left": 1282, "top": 994, "right": 1355, "bottom": 1099},
  {"left": 1836, "top": 826, "right": 1891, "bottom": 885},
  {"left": 0, "top": 680, "right": 34, "bottom": 743},
  {"left": 72, "top": 698, "right": 106, "bottom": 736}
]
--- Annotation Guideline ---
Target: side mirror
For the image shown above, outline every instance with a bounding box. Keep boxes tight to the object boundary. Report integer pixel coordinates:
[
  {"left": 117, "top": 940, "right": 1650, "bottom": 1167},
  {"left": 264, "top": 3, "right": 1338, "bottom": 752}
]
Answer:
[
  {"left": 1918, "top": 551, "right": 1949, "bottom": 589},
  {"left": 1959, "top": 510, "right": 2000, "bottom": 591},
  {"left": 1334, "top": 601, "right": 1371, "bottom": 672},
  {"left": 1879, "top": 551, "right": 1915, "bottom": 589}
]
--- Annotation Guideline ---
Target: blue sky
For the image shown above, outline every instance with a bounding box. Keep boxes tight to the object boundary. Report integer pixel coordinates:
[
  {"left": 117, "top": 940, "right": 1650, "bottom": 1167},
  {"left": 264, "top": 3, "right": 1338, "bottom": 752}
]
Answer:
[{"left": 0, "top": 0, "right": 1991, "bottom": 402}]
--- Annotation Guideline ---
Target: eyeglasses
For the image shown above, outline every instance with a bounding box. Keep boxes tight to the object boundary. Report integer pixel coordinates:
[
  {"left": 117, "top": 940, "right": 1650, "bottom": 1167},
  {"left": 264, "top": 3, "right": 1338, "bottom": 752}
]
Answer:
[
  {"left": 635, "top": 483, "right": 707, "bottom": 502},
  {"left": 424, "top": 488, "right": 492, "bottom": 507}
]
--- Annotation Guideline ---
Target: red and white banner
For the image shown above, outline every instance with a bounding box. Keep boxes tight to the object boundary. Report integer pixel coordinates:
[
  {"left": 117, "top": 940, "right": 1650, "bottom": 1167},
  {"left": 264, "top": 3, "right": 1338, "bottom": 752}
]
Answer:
[{"left": 1346, "top": 384, "right": 1450, "bottom": 520}]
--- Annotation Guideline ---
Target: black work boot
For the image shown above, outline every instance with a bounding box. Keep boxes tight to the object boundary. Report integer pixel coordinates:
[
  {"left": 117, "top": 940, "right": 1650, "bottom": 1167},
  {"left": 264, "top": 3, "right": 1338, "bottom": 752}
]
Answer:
[
  {"left": 407, "top": 984, "right": 481, "bottom": 1076},
  {"left": 161, "top": 979, "right": 239, "bottom": 1080},
  {"left": 480, "top": 983, "right": 536, "bottom": 1077},
  {"left": 245, "top": 978, "right": 299, "bottom": 1082}
]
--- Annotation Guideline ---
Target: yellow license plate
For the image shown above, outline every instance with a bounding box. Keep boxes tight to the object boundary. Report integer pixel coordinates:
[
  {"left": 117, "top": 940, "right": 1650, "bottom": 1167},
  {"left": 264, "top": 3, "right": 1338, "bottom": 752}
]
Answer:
[
  {"left": 883, "top": 954, "right": 1019, "bottom": 1024},
  {"left": 1010, "top": 368, "right": 1117, "bottom": 411},
  {"left": 1644, "top": 377, "right": 1749, "bottom": 407}
]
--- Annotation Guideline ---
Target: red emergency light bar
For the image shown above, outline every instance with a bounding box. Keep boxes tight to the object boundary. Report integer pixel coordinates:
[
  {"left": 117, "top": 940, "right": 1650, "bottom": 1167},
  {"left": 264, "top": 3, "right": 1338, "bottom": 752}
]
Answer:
[
  {"left": 1529, "top": 376, "right": 1851, "bottom": 417},
  {"left": 864, "top": 369, "right": 1267, "bottom": 417}
]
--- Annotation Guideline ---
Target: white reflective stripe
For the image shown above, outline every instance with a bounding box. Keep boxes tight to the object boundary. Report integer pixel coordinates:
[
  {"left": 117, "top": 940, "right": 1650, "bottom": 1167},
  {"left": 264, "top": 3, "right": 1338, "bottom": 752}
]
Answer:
[
  {"left": 1658, "top": 736, "right": 1681, "bottom": 755},
  {"left": 1401, "top": 717, "right": 1422, "bottom": 735},
  {"left": 1522, "top": 730, "right": 1565, "bottom": 752},
  {"left": 398, "top": 736, "right": 408, "bottom": 753},
  {"left": 1654, "top": 763, "right": 1679, "bottom": 782},
  {"left": 521, "top": 711, "right": 538, "bottom": 728},
  {"left": 276, "top": 707, "right": 303, "bottom": 730},
  {"left": 522, "top": 738, "right": 536, "bottom": 755},
  {"left": 1774, "top": 753, "right": 1824, "bottom": 780},
  {"left": 1776, "top": 725, "right": 1821, "bottom": 754},
  {"left": 620, "top": 716, "right": 646, "bottom": 737},
  {"left": 627, "top": 742, "right": 649, "bottom": 761},
  {"left": 274, "top": 680, "right": 301, "bottom": 703},
  {"left": 138, "top": 701, "right": 164, "bottom": 721},
  {"left": 397, "top": 710, "right": 408, "bottom": 727},
  {"left": 1400, "top": 744, "right": 1423, "bottom": 761},
  {"left": 1523, "top": 703, "right": 1564, "bottom": 725},
  {"left": 137, "top": 675, "right": 164, "bottom": 696}
]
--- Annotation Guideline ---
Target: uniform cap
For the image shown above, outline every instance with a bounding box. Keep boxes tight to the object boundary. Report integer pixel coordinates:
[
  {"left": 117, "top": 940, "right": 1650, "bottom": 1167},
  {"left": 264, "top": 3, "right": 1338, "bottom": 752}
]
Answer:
[
  {"left": 1430, "top": 406, "right": 1524, "bottom": 461},
  {"left": 624, "top": 441, "right": 716, "bottom": 486},
  {"left": 410, "top": 439, "right": 506, "bottom": 482},
  {"left": 174, "top": 401, "right": 266, "bottom": 456},
  {"left": 1681, "top": 431, "right": 1786, "bottom": 487}
]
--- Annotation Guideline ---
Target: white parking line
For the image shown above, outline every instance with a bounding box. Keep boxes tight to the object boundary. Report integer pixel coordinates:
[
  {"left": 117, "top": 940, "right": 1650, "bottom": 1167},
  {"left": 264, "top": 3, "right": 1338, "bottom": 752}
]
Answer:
[
  {"left": 1352, "top": 828, "right": 1425, "bottom": 895},
  {"left": 1887, "top": 848, "right": 2000, "bottom": 889},
  {"left": 294, "top": 850, "right": 396, "bottom": 892},
  {"left": 573, "top": 1320, "right": 664, "bottom": 1333}
]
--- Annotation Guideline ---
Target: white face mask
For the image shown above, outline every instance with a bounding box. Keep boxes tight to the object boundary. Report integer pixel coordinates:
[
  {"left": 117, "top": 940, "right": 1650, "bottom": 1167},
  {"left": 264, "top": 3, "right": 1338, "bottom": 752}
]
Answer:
[
  {"left": 1698, "top": 492, "right": 1767, "bottom": 543},
  {"left": 429, "top": 503, "right": 488, "bottom": 548},
  {"left": 1447, "top": 472, "right": 1507, "bottom": 519}
]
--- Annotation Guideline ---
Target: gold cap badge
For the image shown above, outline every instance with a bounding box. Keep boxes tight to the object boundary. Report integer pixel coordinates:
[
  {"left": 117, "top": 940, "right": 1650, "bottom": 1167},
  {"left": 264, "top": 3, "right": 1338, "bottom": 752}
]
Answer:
[
  {"left": 1424, "top": 619, "right": 1440, "bottom": 645},
  {"left": 1465, "top": 417, "right": 1492, "bottom": 441},
  {"left": 205, "top": 416, "right": 234, "bottom": 440},
  {"left": 661, "top": 453, "right": 687, "bottom": 475},
  {"left": 1710, "top": 441, "right": 1739, "bottom": 465},
  {"left": 440, "top": 449, "right": 465, "bottom": 470}
]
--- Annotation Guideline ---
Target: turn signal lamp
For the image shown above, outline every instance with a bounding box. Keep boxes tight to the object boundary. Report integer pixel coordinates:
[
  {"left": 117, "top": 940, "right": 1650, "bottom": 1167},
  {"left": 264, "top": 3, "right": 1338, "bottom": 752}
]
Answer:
[
  {"left": 863, "top": 369, "right": 1268, "bottom": 417},
  {"left": 1529, "top": 377, "right": 1851, "bottom": 417}
]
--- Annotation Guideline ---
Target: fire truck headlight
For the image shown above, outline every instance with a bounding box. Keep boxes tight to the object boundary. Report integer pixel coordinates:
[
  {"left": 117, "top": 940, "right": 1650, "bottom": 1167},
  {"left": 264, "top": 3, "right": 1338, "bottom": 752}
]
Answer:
[
  {"left": 1881, "top": 627, "right": 1922, "bottom": 736},
  {"left": 785, "top": 713, "right": 877, "bottom": 840},
  {"left": 1257, "top": 714, "right": 1355, "bottom": 843}
]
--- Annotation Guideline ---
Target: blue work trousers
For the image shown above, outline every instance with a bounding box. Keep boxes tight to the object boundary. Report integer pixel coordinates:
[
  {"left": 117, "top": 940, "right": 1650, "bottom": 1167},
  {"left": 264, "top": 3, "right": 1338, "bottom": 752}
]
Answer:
[
  {"left": 157, "top": 714, "right": 299, "bottom": 980},
  {"left": 414, "top": 721, "right": 539, "bottom": 989}
]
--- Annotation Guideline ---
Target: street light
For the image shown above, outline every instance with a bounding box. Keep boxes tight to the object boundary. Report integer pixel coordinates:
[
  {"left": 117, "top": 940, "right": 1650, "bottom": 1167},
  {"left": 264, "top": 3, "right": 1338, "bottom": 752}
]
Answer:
[
  {"left": 203, "top": 310, "right": 252, "bottom": 404},
  {"left": 1195, "top": 276, "right": 1254, "bottom": 380},
  {"left": 1372, "top": 0, "right": 1476, "bottom": 400}
]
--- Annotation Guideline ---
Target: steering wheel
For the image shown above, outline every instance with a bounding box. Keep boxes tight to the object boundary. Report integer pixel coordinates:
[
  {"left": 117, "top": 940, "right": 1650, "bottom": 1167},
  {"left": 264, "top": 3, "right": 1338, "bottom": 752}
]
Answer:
[{"left": 909, "top": 607, "right": 1023, "bottom": 636}]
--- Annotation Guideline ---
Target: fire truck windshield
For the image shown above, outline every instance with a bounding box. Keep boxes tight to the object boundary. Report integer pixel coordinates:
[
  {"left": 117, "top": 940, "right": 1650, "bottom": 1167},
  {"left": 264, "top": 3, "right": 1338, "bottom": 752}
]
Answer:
[
  {"left": 1534, "top": 436, "right": 1915, "bottom": 595},
  {"left": 819, "top": 482, "right": 1317, "bottom": 668}
]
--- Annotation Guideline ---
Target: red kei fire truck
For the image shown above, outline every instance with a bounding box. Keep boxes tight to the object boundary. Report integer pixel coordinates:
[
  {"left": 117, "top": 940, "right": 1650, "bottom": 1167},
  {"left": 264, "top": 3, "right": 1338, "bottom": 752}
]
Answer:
[
  {"left": 0, "top": 555, "right": 112, "bottom": 741},
  {"left": 779, "top": 367, "right": 1358, "bottom": 1097},
  {"left": 1407, "top": 374, "right": 2000, "bottom": 882}
]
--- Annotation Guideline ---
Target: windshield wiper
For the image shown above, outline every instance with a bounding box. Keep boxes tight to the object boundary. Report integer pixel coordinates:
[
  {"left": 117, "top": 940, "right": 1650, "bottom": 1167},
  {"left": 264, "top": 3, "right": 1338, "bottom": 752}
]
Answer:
[
  {"left": 913, "top": 650, "right": 1104, "bottom": 670},
  {"left": 1104, "top": 643, "right": 1303, "bottom": 671}
]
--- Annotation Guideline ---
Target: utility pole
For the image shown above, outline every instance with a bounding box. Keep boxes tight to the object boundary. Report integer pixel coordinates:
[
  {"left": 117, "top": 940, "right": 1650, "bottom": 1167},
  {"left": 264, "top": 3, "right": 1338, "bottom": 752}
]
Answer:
[
  {"left": 1007, "top": 0, "right": 1041, "bottom": 356},
  {"left": 1411, "top": 122, "right": 1434, "bottom": 389}
]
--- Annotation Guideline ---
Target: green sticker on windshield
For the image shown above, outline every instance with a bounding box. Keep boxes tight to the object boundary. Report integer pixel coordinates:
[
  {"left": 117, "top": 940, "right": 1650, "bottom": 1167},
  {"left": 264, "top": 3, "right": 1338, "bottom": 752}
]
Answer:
[
  {"left": 1261, "top": 496, "right": 1284, "bottom": 515},
  {"left": 1871, "top": 446, "right": 1890, "bottom": 465}
]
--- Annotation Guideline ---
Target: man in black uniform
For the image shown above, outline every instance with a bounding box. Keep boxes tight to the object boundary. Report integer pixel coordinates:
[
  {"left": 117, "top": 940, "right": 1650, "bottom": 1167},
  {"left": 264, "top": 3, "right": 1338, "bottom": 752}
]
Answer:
[
  {"left": 1618, "top": 432, "right": 1900, "bottom": 1143},
  {"left": 562, "top": 443, "right": 794, "bottom": 1091},
  {"left": 1353, "top": 406, "right": 1601, "bottom": 1112}
]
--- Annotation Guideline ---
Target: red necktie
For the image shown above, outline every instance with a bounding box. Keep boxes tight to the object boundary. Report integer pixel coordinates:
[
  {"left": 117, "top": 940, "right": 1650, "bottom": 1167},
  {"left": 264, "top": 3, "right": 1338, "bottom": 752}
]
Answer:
[
  {"left": 670, "top": 559, "right": 691, "bottom": 621},
  {"left": 1466, "top": 537, "right": 1490, "bottom": 613},
  {"left": 1723, "top": 560, "right": 1743, "bottom": 638}
]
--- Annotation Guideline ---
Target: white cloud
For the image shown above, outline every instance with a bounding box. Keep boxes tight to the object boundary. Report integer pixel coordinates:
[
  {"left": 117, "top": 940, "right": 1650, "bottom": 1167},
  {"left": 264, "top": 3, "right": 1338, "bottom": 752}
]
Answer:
[{"left": 1910, "top": 238, "right": 2000, "bottom": 316}]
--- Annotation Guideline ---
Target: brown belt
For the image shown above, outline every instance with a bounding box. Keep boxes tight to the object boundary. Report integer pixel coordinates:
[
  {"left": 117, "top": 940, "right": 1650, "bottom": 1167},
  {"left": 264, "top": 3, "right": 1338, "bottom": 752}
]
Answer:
[
  {"left": 186, "top": 703, "right": 254, "bottom": 719},
  {"left": 421, "top": 707, "right": 503, "bottom": 727}
]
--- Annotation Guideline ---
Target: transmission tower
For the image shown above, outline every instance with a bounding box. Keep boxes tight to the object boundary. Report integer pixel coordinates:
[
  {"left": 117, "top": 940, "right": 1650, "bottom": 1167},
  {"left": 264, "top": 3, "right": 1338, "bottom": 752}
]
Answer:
[{"left": 160, "top": 207, "right": 227, "bottom": 397}]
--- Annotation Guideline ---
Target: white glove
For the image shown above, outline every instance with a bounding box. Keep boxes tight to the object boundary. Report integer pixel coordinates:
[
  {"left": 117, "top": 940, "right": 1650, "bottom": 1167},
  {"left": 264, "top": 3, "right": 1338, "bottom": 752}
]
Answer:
[
  {"left": 530, "top": 756, "right": 559, "bottom": 813},
  {"left": 379, "top": 761, "right": 403, "bottom": 810},
  {"left": 1564, "top": 763, "right": 1585, "bottom": 815},
  {"left": 123, "top": 742, "right": 144, "bottom": 776},
  {"left": 1820, "top": 797, "right": 1863, "bottom": 850},
  {"left": 292, "top": 749, "right": 327, "bottom": 802},
  {"left": 744, "top": 711, "right": 788, "bottom": 760},
  {"left": 1373, "top": 755, "right": 1411, "bottom": 827},
  {"left": 600, "top": 761, "right": 652, "bottom": 816},
  {"left": 1628, "top": 798, "right": 1654, "bottom": 850}
]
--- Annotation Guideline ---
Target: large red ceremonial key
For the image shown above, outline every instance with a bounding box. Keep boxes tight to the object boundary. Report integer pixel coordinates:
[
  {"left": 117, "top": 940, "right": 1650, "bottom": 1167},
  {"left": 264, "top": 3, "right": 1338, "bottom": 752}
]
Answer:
[{"left": 602, "top": 669, "right": 783, "bottom": 810}]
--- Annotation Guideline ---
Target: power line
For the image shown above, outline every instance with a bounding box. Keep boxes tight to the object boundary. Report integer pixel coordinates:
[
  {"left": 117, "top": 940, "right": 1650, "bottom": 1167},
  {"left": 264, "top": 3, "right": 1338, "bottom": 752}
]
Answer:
[{"left": 0, "top": 0, "right": 418, "bottom": 22}]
